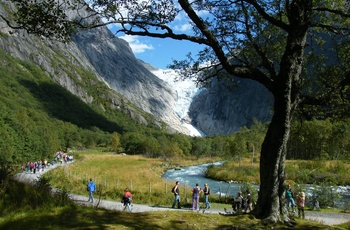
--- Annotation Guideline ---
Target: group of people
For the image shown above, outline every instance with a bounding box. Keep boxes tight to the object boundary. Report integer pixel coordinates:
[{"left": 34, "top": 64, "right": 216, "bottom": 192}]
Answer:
[
  {"left": 171, "top": 181, "right": 211, "bottom": 211},
  {"left": 22, "top": 160, "right": 48, "bottom": 174},
  {"left": 86, "top": 178, "right": 133, "bottom": 212},
  {"left": 54, "top": 151, "right": 74, "bottom": 163},
  {"left": 285, "top": 184, "right": 306, "bottom": 218},
  {"left": 231, "top": 190, "right": 254, "bottom": 213},
  {"left": 86, "top": 179, "right": 306, "bottom": 217},
  {"left": 172, "top": 181, "right": 307, "bottom": 218},
  {"left": 21, "top": 151, "right": 74, "bottom": 174}
]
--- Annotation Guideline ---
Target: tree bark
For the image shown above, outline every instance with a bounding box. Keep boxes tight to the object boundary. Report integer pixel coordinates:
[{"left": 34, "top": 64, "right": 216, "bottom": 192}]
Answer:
[{"left": 254, "top": 94, "right": 291, "bottom": 223}]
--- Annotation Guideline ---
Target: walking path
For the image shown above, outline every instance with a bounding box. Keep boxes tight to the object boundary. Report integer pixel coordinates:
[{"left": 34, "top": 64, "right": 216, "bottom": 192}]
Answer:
[{"left": 14, "top": 162, "right": 349, "bottom": 226}]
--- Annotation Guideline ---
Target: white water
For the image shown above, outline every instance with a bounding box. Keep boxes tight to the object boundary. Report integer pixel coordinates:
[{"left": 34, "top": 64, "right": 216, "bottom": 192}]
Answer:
[
  {"left": 163, "top": 163, "right": 350, "bottom": 208},
  {"left": 162, "top": 162, "right": 247, "bottom": 197}
]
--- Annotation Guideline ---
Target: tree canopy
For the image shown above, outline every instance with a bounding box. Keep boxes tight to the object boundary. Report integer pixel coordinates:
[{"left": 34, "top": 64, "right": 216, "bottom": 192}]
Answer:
[{"left": 3, "top": 0, "right": 350, "bottom": 225}]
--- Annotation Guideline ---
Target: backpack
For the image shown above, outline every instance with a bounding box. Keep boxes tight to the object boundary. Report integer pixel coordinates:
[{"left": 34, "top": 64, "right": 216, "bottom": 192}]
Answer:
[
  {"left": 87, "top": 185, "right": 90, "bottom": 192},
  {"left": 241, "top": 198, "right": 246, "bottom": 209},
  {"left": 171, "top": 186, "right": 176, "bottom": 193}
]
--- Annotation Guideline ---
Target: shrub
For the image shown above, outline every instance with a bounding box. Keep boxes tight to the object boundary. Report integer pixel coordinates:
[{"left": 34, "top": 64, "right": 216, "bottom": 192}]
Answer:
[{"left": 310, "top": 182, "right": 342, "bottom": 208}]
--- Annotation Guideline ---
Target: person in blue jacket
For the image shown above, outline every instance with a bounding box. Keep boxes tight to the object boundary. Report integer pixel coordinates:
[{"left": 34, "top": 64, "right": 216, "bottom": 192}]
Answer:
[{"left": 87, "top": 178, "right": 96, "bottom": 203}]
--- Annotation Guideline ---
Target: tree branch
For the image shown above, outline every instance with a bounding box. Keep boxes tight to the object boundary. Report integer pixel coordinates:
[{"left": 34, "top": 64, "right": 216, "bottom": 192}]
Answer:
[
  {"left": 243, "top": 0, "right": 289, "bottom": 31},
  {"left": 177, "top": 0, "right": 273, "bottom": 89}
]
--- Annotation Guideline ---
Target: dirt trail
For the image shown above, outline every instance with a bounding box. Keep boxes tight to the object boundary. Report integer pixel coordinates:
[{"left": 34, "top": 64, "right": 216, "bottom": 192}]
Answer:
[{"left": 14, "top": 162, "right": 349, "bottom": 226}]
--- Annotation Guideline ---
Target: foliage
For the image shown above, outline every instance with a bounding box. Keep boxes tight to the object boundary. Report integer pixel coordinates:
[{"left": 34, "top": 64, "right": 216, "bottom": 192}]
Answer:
[
  {"left": 309, "top": 182, "right": 343, "bottom": 209},
  {"left": 0, "top": 173, "right": 72, "bottom": 215},
  {"left": 289, "top": 119, "right": 350, "bottom": 160},
  {"left": 205, "top": 158, "right": 260, "bottom": 184},
  {"left": 208, "top": 159, "right": 350, "bottom": 186}
]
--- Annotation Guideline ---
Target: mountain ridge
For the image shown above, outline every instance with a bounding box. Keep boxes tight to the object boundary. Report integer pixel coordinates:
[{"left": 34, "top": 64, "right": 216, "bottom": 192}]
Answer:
[{"left": 0, "top": 1, "right": 272, "bottom": 137}]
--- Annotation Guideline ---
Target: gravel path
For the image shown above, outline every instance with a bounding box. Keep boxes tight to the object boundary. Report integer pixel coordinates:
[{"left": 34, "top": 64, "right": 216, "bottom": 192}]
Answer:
[{"left": 14, "top": 162, "right": 350, "bottom": 226}]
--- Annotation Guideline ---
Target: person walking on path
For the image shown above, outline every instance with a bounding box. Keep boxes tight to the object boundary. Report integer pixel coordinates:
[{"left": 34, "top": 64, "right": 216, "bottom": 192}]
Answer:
[
  {"left": 285, "top": 184, "right": 296, "bottom": 214},
  {"left": 297, "top": 191, "right": 306, "bottom": 219},
  {"left": 245, "top": 190, "right": 253, "bottom": 213},
  {"left": 171, "top": 181, "right": 181, "bottom": 209},
  {"left": 203, "top": 183, "right": 211, "bottom": 209},
  {"left": 233, "top": 191, "right": 244, "bottom": 212},
  {"left": 191, "top": 183, "right": 202, "bottom": 211},
  {"left": 123, "top": 187, "right": 133, "bottom": 212},
  {"left": 87, "top": 178, "right": 96, "bottom": 203}
]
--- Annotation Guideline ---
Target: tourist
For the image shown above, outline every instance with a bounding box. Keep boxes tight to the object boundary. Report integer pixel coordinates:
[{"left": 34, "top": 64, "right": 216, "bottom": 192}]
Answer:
[
  {"left": 203, "top": 183, "right": 211, "bottom": 209},
  {"left": 285, "top": 184, "right": 296, "bottom": 214},
  {"left": 233, "top": 191, "right": 244, "bottom": 212},
  {"left": 192, "top": 183, "right": 202, "bottom": 211},
  {"left": 87, "top": 178, "right": 96, "bottom": 203},
  {"left": 245, "top": 190, "right": 253, "bottom": 213},
  {"left": 297, "top": 191, "right": 306, "bottom": 219},
  {"left": 171, "top": 181, "right": 181, "bottom": 209},
  {"left": 123, "top": 187, "right": 133, "bottom": 212}
]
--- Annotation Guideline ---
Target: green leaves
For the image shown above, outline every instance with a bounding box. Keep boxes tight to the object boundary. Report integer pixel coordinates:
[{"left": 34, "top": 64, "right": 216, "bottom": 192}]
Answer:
[{"left": 11, "top": 0, "right": 77, "bottom": 41}]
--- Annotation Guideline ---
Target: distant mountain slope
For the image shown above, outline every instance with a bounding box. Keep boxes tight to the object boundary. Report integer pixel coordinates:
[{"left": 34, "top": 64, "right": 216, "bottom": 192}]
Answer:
[
  {"left": 0, "top": 1, "right": 192, "bottom": 135},
  {"left": 0, "top": 1, "right": 274, "bottom": 137}
]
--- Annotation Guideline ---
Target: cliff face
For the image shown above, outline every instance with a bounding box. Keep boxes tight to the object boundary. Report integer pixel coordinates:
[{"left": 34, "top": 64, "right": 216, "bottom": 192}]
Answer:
[
  {"left": 70, "top": 27, "right": 191, "bottom": 134},
  {"left": 189, "top": 78, "right": 273, "bottom": 136},
  {"left": 0, "top": 1, "right": 192, "bottom": 135}
]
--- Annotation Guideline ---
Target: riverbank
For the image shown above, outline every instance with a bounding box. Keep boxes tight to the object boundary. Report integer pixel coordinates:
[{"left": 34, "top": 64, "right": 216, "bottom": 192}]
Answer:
[{"left": 13, "top": 160, "right": 350, "bottom": 226}]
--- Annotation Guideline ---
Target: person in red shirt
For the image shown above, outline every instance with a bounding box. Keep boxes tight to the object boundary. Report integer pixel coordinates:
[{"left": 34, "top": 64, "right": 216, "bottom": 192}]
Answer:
[{"left": 123, "top": 188, "right": 132, "bottom": 212}]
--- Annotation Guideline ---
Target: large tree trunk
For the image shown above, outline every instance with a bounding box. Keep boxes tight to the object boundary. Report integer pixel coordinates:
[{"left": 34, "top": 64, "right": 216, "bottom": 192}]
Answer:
[{"left": 254, "top": 94, "right": 291, "bottom": 223}]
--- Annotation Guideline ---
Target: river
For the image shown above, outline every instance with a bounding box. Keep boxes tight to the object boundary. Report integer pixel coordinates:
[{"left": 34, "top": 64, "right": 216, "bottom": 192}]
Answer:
[
  {"left": 162, "top": 162, "right": 350, "bottom": 208},
  {"left": 162, "top": 162, "right": 247, "bottom": 197}
]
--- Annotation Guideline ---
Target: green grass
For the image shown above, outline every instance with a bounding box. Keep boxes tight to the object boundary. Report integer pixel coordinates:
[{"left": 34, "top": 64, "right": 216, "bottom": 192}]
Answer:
[
  {"left": 44, "top": 153, "right": 222, "bottom": 206},
  {"left": 206, "top": 158, "right": 350, "bottom": 185},
  {"left": 1, "top": 205, "right": 348, "bottom": 230}
]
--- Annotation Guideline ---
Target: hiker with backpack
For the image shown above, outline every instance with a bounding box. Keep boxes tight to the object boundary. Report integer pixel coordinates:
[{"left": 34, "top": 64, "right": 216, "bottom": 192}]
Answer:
[
  {"left": 191, "top": 183, "right": 202, "bottom": 211},
  {"left": 122, "top": 187, "right": 133, "bottom": 212},
  {"left": 233, "top": 191, "right": 244, "bottom": 213},
  {"left": 171, "top": 181, "right": 181, "bottom": 209}
]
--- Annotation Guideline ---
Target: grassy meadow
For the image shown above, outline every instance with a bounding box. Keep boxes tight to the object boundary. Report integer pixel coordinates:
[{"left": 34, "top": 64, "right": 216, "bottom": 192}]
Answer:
[
  {"left": 44, "top": 151, "right": 223, "bottom": 206},
  {"left": 206, "top": 157, "right": 350, "bottom": 185}
]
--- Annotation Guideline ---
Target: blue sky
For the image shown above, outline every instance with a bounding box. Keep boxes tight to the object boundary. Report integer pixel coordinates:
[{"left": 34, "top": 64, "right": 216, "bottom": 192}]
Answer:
[
  {"left": 119, "top": 34, "right": 205, "bottom": 70},
  {"left": 106, "top": 5, "right": 210, "bottom": 70}
]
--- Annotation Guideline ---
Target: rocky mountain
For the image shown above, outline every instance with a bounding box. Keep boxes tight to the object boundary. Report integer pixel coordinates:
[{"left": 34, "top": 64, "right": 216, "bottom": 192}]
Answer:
[
  {"left": 0, "top": 1, "right": 193, "bottom": 135},
  {"left": 189, "top": 78, "right": 273, "bottom": 136},
  {"left": 0, "top": 1, "right": 273, "bottom": 137}
]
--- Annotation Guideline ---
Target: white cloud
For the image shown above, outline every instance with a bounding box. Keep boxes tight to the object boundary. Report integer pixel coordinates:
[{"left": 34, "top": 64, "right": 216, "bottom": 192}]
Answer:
[
  {"left": 119, "top": 35, "right": 154, "bottom": 53},
  {"left": 174, "top": 23, "right": 193, "bottom": 32}
]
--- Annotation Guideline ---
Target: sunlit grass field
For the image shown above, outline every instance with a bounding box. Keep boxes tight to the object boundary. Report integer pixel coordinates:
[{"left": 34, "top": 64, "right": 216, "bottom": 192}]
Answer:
[{"left": 44, "top": 151, "right": 221, "bottom": 206}]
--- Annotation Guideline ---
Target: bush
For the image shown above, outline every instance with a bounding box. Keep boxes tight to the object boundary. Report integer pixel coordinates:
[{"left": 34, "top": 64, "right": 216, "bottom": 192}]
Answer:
[
  {"left": 0, "top": 173, "right": 73, "bottom": 215},
  {"left": 309, "top": 182, "right": 342, "bottom": 208}
]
